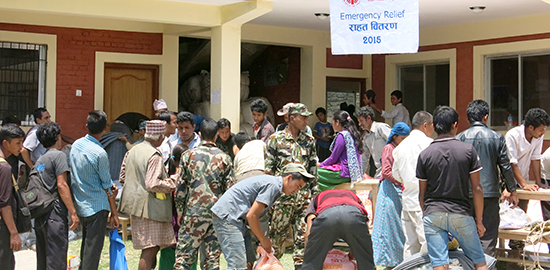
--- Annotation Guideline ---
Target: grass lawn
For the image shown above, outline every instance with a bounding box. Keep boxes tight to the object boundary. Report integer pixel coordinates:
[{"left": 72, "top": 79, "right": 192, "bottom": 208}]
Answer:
[{"left": 68, "top": 236, "right": 295, "bottom": 269}]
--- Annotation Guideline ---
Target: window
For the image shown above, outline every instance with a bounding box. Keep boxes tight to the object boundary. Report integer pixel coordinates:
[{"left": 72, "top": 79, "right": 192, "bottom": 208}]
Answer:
[
  {"left": 326, "top": 78, "right": 362, "bottom": 118},
  {"left": 487, "top": 53, "right": 550, "bottom": 129},
  {"left": 398, "top": 63, "right": 450, "bottom": 116},
  {"left": 0, "top": 42, "right": 47, "bottom": 125}
]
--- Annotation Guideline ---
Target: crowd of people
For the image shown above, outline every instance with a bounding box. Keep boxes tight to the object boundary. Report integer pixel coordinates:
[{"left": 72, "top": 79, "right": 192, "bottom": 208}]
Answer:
[{"left": 1, "top": 91, "right": 550, "bottom": 270}]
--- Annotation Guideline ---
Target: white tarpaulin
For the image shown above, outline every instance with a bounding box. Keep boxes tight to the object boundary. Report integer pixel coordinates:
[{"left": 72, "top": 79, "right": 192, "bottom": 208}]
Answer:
[{"left": 330, "top": 0, "right": 419, "bottom": 55}]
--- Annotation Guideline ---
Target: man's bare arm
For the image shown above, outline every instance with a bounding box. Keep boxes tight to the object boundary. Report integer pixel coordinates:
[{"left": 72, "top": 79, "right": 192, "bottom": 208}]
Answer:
[
  {"left": 470, "top": 171, "right": 486, "bottom": 238},
  {"left": 511, "top": 163, "right": 538, "bottom": 191},
  {"left": 20, "top": 148, "right": 33, "bottom": 168}
]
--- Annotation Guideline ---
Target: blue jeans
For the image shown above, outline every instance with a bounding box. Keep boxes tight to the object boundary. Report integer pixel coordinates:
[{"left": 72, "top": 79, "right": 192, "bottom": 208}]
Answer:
[
  {"left": 423, "top": 212, "right": 486, "bottom": 267},
  {"left": 212, "top": 216, "right": 255, "bottom": 270}
]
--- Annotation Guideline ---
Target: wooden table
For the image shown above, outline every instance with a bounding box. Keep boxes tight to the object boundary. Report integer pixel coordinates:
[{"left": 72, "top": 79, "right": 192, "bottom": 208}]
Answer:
[
  {"left": 497, "top": 189, "right": 550, "bottom": 266},
  {"left": 335, "top": 179, "right": 379, "bottom": 217}
]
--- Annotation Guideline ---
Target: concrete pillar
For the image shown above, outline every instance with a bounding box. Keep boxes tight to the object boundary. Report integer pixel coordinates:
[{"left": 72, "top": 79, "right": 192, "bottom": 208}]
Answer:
[
  {"left": 210, "top": 23, "right": 242, "bottom": 133},
  {"left": 301, "top": 45, "right": 327, "bottom": 127}
]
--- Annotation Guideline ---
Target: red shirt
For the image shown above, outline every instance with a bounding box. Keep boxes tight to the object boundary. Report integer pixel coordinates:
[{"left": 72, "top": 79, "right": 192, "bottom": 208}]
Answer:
[{"left": 305, "top": 189, "right": 368, "bottom": 221}]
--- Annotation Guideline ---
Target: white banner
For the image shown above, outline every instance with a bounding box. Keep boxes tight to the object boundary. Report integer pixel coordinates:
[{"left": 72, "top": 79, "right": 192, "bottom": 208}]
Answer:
[{"left": 330, "top": 0, "right": 419, "bottom": 55}]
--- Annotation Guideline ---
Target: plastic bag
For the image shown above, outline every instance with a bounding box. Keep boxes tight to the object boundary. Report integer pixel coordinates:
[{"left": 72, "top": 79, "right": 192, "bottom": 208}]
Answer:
[
  {"left": 254, "top": 246, "right": 284, "bottom": 270},
  {"left": 109, "top": 229, "right": 129, "bottom": 270},
  {"left": 323, "top": 249, "right": 357, "bottom": 270},
  {"left": 499, "top": 200, "right": 530, "bottom": 229}
]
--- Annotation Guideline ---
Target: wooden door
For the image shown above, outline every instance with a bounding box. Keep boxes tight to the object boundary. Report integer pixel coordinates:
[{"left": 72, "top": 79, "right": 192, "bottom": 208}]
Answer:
[{"left": 103, "top": 63, "right": 159, "bottom": 125}]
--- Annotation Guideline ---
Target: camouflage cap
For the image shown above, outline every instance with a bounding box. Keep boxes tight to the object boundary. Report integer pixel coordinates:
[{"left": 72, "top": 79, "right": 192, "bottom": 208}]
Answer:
[
  {"left": 288, "top": 103, "right": 313, "bottom": 116},
  {"left": 281, "top": 163, "right": 315, "bottom": 179}
]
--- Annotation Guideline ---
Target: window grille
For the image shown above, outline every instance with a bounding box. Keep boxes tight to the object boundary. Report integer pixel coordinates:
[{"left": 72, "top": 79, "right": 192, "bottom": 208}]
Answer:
[{"left": 0, "top": 42, "right": 47, "bottom": 125}]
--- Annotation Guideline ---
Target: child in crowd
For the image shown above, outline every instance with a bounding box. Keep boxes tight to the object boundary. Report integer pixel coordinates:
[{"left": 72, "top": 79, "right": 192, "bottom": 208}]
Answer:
[
  {"left": 367, "top": 90, "right": 411, "bottom": 127},
  {"left": 250, "top": 99, "right": 275, "bottom": 143},
  {"left": 313, "top": 107, "right": 334, "bottom": 162}
]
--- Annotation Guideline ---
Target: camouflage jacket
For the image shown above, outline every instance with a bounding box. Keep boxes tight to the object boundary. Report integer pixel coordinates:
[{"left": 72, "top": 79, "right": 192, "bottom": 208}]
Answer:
[
  {"left": 265, "top": 128, "right": 318, "bottom": 191},
  {"left": 175, "top": 141, "right": 235, "bottom": 217}
]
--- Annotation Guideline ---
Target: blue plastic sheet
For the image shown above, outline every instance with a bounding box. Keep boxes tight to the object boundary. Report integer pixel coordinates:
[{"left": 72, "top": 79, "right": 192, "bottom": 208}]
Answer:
[{"left": 109, "top": 229, "right": 129, "bottom": 270}]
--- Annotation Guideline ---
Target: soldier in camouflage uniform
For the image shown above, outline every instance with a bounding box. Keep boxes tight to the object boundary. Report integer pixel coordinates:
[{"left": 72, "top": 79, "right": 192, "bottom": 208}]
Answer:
[
  {"left": 265, "top": 103, "right": 318, "bottom": 270},
  {"left": 174, "top": 118, "right": 235, "bottom": 270}
]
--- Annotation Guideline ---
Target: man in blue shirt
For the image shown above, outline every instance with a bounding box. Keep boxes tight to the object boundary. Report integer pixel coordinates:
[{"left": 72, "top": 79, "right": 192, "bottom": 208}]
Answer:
[
  {"left": 70, "top": 110, "right": 119, "bottom": 270},
  {"left": 211, "top": 163, "right": 313, "bottom": 270}
]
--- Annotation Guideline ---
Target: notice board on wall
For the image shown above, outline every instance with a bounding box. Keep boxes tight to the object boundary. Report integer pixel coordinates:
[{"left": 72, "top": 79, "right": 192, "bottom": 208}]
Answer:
[{"left": 330, "top": 0, "right": 419, "bottom": 55}]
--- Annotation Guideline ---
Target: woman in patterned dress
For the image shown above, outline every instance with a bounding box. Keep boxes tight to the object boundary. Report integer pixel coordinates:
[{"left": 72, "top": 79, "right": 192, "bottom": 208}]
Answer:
[{"left": 372, "top": 122, "right": 410, "bottom": 268}]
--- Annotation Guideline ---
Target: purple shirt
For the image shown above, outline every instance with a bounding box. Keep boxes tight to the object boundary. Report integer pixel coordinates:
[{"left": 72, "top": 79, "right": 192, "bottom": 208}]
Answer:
[{"left": 319, "top": 132, "right": 361, "bottom": 178}]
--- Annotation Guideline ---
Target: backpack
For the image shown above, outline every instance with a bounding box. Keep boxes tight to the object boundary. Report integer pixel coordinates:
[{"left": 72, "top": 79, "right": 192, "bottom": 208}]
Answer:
[
  {"left": 0, "top": 157, "right": 31, "bottom": 232},
  {"left": 21, "top": 165, "right": 58, "bottom": 218}
]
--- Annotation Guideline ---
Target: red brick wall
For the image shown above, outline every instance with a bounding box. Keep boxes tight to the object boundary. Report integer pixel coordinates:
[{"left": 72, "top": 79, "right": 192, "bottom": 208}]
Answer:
[
  {"left": 326, "top": 48, "right": 363, "bottom": 69},
  {"left": 371, "top": 32, "right": 550, "bottom": 133},
  {"left": 0, "top": 23, "right": 162, "bottom": 138}
]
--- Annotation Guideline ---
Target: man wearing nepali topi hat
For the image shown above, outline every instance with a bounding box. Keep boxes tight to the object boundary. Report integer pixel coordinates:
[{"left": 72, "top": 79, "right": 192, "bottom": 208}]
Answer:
[{"left": 118, "top": 120, "right": 179, "bottom": 270}]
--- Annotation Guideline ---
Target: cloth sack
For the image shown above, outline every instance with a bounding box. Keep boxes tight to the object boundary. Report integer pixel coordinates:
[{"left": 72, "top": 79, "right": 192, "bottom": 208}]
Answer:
[
  {"left": 323, "top": 249, "right": 357, "bottom": 270},
  {"left": 109, "top": 229, "right": 129, "bottom": 270},
  {"left": 254, "top": 246, "right": 284, "bottom": 270}
]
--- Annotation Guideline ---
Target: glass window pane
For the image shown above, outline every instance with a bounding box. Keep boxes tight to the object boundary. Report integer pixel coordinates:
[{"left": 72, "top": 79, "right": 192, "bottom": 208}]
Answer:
[
  {"left": 425, "top": 64, "right": 449, "bottom": 114},
  {"left": 400, "top": 66, "right": 424, "bottom": 116},
  {"left": 522, "top": 55, "right": 550, "bottom": 120},
  {"left": 326, "top": 79, "right": 361, "bottom": 118},
  {"left": 490, "top": 57, "right": 518, "bottom": 127}
]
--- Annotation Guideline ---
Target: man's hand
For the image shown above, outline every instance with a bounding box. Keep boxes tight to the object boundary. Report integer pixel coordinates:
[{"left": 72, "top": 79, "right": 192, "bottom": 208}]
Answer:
[
  {"left": 523, "top": 183, "right": 539, "bottom": 191},
  {"left": 259, "top": 237, "right": 273, "bottom": 253},
  {"left": 110, "top": 183, "right": 119, "bottom": 197},
  {"left": 69, "top": 212, "right": 80, "bottom": 231},
  {"left": 537, "top": 182, "right": 550, "bottom": 189},
  {"left": 177, "top": 215, "right": 184, "bottom": 227},
  {"left": 10, "top": 232, "right": 21, "bottom": 251},
  {"left": 363, "top": 173, "right": 374, "bottom": 180},
  {"left": 476, "top": 221, "right": 486, "bottom": 237},
  {"left": 110, "top": 213, "right": 120, "bottom": 229},
  {"left": 507, "top": 191, "right": 519, "bottom": 208},
  {"left": 118, "top": 136, "right": 128, "bottom": 143}
]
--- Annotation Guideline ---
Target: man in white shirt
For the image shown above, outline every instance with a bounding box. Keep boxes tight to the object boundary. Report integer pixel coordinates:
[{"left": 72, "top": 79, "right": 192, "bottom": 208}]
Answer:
[
  {"left": 504, "top": 108, "right": 550, "bottom": 251},
  {"left": 392, "top": 111, "right": 434, "bottom": 259},
  {"left": 156, "top": 111, "right": 177, "bottom": 164},
  {"left": 21, "top": 108, "right": 51, "bottom": 167},
  {"left": 354, "top": 106, "right": 391, "bottom": 179},
  {"left": 232, "top": 132, "right": 267, "bottom": 182},
  {"left": 367, "top": 90, "right": 411, "bottom": 127}
]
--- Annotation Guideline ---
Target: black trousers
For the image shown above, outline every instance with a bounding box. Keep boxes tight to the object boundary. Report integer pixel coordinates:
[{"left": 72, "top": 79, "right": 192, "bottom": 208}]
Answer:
[
  {"left": 0, "top": 220, "right": 15, "bottom": 270},
  {"left": 35, "top": 208, "right": 69, "bottom": 270},
  {"left": 302, "top": 205, "right": 375, "bottom": 270},
  {"left": 79, "top": 210, "right": 109, "bottom": 270},
  {"left": 470, "top": 197, "right": 499, "bottom": 257}
]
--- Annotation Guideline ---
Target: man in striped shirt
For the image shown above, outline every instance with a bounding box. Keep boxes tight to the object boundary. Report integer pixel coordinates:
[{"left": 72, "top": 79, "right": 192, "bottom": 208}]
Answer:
[{"left": 70, "top": 110, "right": 119, "bottom": 270}]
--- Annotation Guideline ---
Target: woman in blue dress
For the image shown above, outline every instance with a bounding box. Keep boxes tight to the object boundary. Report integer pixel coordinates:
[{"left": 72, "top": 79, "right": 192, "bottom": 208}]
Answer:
[{"left": 372, "top": 122, "right": 410, "bottom": 268}]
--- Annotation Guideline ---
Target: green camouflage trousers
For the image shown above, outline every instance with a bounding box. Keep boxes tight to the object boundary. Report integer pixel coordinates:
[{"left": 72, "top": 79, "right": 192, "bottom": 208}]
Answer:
[
  {"left": 269, "top": 189, "right": 312, "bottom": 266},
  {"left": 174, "top": 213, "right": 220, "bottom": 270}
]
